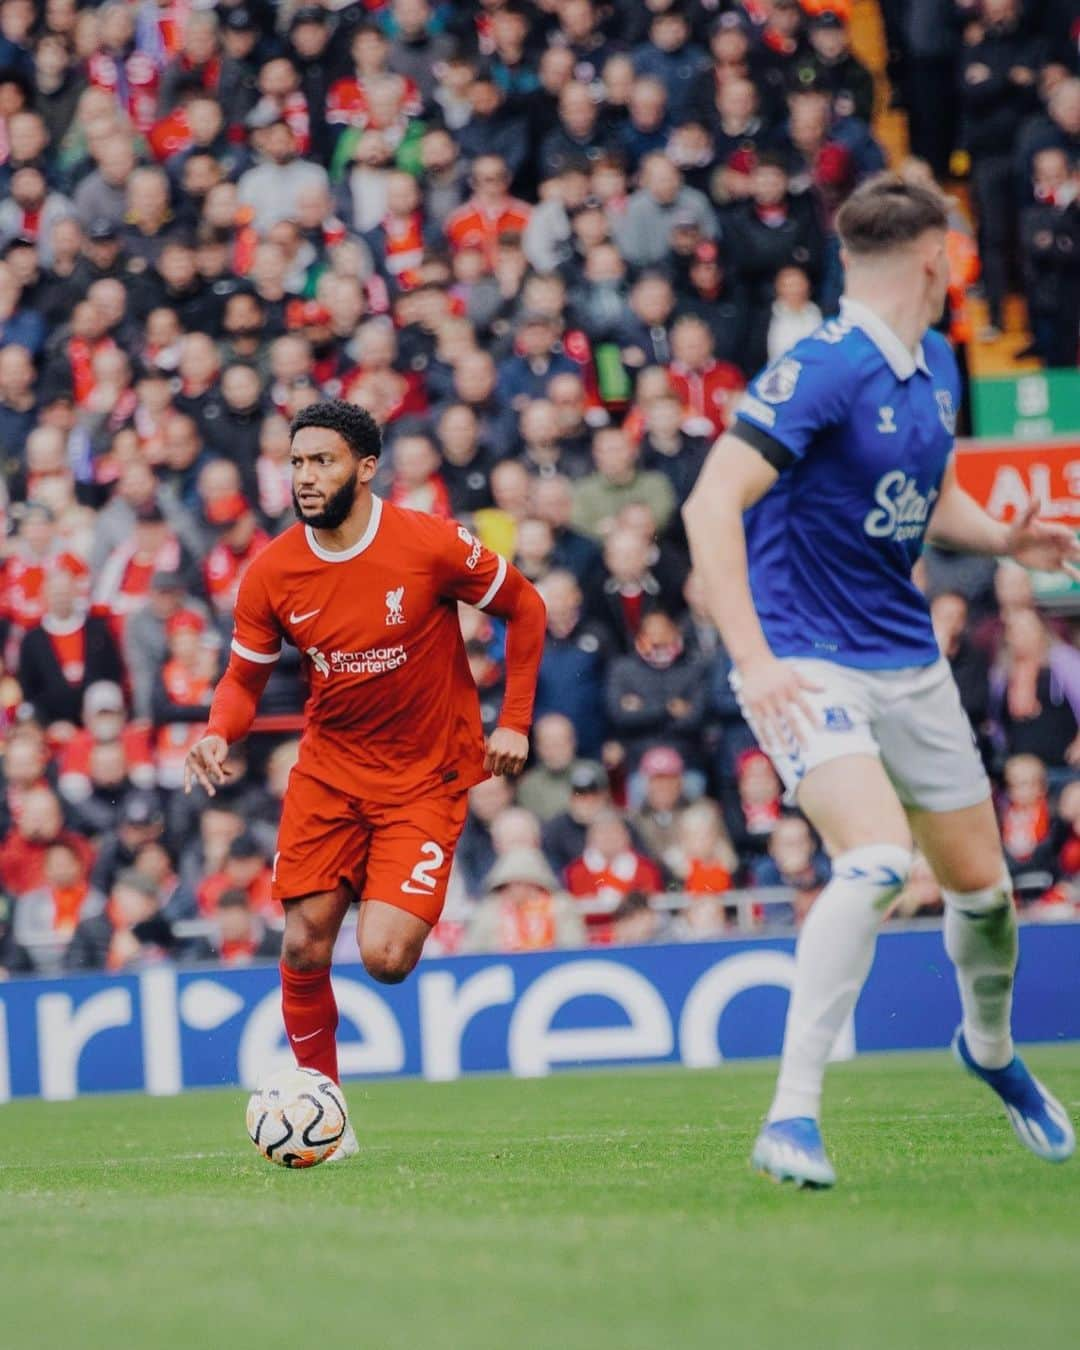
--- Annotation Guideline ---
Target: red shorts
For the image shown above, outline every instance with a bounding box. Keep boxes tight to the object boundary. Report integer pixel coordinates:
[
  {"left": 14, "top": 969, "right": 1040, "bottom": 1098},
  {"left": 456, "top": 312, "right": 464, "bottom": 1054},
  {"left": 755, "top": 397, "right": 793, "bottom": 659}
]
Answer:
[{"left": 272, "top": 769, "right": 469, "bottom": 926}]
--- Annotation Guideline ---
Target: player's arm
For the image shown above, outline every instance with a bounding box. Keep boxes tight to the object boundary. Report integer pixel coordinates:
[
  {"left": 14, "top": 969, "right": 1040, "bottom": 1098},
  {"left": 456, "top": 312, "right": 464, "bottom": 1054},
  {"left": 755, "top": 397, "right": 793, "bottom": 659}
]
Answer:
[
  {"left": 438, "top": 523, "right": 547, "bottom": 776},
  {"left": 927, "top": 459, "right": 1080, "bottom": 580},
  {"left": 683, "top": 434, "right": 821, "bottom": 748},
  {"left": 184, "top": 567, "right": 282, "bottom": 796},
  {"left": 480, "top": 566, "right": 547, "bottom": 775}
]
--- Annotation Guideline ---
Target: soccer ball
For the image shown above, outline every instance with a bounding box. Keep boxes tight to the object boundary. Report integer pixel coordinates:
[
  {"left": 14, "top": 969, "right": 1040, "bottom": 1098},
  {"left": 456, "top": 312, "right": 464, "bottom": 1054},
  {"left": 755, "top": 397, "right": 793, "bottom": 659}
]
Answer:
[{"left": 245, "top": 1066, "right": 348, "bottom": 1168}]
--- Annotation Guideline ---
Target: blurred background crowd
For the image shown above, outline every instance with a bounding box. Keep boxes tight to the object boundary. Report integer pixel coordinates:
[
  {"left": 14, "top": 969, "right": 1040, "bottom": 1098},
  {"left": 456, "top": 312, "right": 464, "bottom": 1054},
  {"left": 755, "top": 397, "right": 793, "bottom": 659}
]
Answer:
[{"left": 0, "top": 0, "right": 1076, "bottom": 977}]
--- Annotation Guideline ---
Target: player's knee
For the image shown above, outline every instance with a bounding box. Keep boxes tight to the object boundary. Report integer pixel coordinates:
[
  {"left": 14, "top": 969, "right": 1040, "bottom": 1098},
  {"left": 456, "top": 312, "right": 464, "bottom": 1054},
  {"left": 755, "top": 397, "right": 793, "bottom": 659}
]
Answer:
[
  {"left": 833, "top": 843, "right": 914, "bottom": 906},
  {"left": 360, "top": 937, "right": 419, "bottom": 985},
  {"left": 282, "top": 912, "right": 337, "bottom": 971}
]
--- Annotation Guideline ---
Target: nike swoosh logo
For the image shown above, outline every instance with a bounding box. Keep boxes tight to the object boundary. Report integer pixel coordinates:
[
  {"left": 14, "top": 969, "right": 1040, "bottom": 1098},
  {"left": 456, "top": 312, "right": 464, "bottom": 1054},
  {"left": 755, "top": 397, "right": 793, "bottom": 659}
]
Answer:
[
  {"left": 291, "top": 1029, "right": 323, "bottom": 1043},
  {"left": 289, "top": 608, "right": 321, "bottom": 624}
]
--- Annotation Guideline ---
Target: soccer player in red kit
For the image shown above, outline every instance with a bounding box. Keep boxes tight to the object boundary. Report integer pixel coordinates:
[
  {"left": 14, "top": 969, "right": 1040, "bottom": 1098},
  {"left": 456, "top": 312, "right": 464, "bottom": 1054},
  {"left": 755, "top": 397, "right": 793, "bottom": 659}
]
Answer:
[{"left": 184, "top": 401, "right": 546, "bottom": 1158}]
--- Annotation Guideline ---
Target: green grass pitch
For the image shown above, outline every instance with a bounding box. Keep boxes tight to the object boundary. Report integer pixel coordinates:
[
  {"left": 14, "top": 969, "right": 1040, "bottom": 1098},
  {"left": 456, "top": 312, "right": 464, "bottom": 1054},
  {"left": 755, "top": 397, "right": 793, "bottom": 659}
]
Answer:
[{"left": 3, "top": 1048, "right": 1078, "bottom": 1350}]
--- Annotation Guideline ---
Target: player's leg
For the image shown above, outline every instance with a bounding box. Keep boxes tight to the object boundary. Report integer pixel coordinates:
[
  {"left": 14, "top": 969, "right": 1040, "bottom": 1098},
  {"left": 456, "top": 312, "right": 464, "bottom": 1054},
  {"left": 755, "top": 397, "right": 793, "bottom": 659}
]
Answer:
[
  {"left": 280, "top": 886, "right": 353, "bottom": 1081},
  {"left": 881, "top": 661, "right": 1074, "bottom": 1161},
  {"left": 733, "top": 659, "right": 914, "bottom": 1184},
  {"left": 911, "top": 801, "right": 1075, "bottom": 1162},
  {"left": 272, "top": 772, "right": 372, "bottom": 1083},
  {"left": 356, "top": 791, "right": 469, "bottom": 984},
  {"left": 769, "top": 753, "right": 913, "bottom": 1122}
]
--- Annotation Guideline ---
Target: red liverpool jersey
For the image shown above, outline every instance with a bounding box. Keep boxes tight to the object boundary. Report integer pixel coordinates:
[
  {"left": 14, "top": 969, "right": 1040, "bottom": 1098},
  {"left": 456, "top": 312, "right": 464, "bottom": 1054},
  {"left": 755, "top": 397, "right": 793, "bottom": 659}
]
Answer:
[{"left": 229, "top": 499, "right": 515, "bottom": 803}]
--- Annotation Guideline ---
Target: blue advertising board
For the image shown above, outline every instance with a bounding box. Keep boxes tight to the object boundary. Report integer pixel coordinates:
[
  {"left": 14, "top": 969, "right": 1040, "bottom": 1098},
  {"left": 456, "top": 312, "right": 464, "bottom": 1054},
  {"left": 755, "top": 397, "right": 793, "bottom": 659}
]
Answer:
[{"left": 1, "top": 925, "right": 1078, "bottom": 1101}]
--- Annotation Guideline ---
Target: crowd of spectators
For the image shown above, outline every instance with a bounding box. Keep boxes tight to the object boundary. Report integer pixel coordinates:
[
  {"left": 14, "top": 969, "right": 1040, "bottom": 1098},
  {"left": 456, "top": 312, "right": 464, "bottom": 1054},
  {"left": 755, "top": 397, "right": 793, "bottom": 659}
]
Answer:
[
  {"left": 881, "top": 0, "right": 1078, "bottom": 359},
  {"left": 0, "top": 0, "right": 1076, "bottom": 978}
]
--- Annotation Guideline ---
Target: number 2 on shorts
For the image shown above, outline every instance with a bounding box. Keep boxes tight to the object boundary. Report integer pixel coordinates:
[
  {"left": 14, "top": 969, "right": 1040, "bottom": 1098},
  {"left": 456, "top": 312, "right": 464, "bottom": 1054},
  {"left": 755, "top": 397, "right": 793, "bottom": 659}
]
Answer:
[{"left": 400, "top": 841, "right": 445, "bottom": 894}]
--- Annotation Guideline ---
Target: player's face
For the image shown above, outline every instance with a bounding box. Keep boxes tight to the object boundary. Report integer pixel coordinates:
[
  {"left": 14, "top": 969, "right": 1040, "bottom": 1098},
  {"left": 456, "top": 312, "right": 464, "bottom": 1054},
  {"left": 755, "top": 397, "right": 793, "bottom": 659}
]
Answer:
[{"left": 290, "top": 427, "right": 365, "bottom": 529}]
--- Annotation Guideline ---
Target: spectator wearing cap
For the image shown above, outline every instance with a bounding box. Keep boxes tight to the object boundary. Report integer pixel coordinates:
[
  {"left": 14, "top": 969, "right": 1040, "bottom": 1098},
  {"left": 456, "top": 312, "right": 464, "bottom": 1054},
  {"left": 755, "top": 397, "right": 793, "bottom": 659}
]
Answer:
[
  {"left": 18, "top": 566, "right": 123, "bottom": 732},
  {"left": 218, "top": 7, "right": 264, "bottom": 133},
  {"left": 0, "top": 785, "right": 94, "bottom": 897},
  {"left": 196, "top": 831, "right": 275, "bottom": 921},
  {"left": 15, "top": 838, "right": 106, "bottom": 970},
  {"left": 58, "top": 679, "right": 155, "bottom": 808},
  {"left": 605, "top": 609, "right": 707, "bottom": 772},
  {"left": 202, "top": 492, "right": 269, "bottom": 615},
  {"left": 89, "top": 788, "right": 165, "bottom": 896},
  {"left": 237, "top": 116, "right": 329, "bottom": 234},
  {"left": 795, "top": 11, "right": 875, "bottom": 126},
  {"left": 465, "top": 847, "right": 585, "bottom": 954},
  {"left": 613, "top": 153, "right": 717, "bottom": 269},
  {"left": 565, "top": 810, "right": 663, "bottom": 943},
  {"left": 65, "top": 865, "right": 175, "bottom": 971},
  {"left": 630, "top": 746, "right": 690, "bottom": 872},
  {"left": 541, "top": 759, "right": 613, "bottom": 880}
]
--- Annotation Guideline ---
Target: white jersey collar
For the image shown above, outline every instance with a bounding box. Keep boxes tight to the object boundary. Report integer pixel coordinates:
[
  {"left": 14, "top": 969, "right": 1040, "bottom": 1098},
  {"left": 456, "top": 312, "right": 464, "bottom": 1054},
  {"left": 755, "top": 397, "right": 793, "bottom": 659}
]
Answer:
[
  {"left": 840, "top": 298, "right": 930, "bottom": 381},
  {"left": 304, "top": 493, "right": 383, "bottom": 563}
]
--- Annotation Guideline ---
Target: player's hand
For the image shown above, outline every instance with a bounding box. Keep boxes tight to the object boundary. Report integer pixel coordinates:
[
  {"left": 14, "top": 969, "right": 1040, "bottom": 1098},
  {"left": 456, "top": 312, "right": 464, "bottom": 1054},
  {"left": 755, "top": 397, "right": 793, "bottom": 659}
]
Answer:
[
  {"left": 183, "top": 734, "right": 231, "bottom": 797},
  {"left": 1004, "top": 502, "right": 1080, "bottom": 582},
  {"left": 484, "top": 727, "right": 529, "bottom": 778},
  {"left": 738, "top": 655, "right": 822, "bottom": 750}
]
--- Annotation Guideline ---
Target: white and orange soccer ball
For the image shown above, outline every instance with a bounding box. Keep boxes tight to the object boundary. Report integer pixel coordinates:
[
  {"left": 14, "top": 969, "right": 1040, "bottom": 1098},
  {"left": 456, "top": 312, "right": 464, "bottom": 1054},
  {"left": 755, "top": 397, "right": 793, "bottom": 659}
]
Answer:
[{"left": 245, "top": 1067, "right": 349, "bottom": 1168}]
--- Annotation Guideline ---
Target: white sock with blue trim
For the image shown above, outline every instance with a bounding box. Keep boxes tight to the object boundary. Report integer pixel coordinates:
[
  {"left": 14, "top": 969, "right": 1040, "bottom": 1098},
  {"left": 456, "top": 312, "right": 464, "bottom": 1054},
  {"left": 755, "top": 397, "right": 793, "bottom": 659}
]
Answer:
[
  {"left": 768, "top": 844, "right": 912, "bottom": 1124},
  {"left": 943, "top": 876, "right": 1017, "bottom": 1071}
]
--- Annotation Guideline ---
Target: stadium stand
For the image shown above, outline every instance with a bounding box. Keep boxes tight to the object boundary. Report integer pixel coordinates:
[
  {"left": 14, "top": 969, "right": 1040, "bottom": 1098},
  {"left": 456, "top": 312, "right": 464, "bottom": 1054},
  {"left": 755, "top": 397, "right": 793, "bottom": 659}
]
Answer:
[{"left": 0, "top": 0, "right": 1076, "bottom": 976}]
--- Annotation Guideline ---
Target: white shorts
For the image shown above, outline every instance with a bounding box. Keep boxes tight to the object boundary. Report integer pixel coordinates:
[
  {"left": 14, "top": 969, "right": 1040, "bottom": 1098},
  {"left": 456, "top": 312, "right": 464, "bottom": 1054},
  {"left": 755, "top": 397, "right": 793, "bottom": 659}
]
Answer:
[{"left": 732, "top": 657, "right": 991, "bottom": 814}]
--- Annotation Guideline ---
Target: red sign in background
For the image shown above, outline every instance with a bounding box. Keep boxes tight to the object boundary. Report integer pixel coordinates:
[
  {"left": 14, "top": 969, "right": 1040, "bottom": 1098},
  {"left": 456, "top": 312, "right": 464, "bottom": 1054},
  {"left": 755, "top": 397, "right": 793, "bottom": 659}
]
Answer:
[{"left": 954, "top": 439, "right": 1080, "bottom": 527}]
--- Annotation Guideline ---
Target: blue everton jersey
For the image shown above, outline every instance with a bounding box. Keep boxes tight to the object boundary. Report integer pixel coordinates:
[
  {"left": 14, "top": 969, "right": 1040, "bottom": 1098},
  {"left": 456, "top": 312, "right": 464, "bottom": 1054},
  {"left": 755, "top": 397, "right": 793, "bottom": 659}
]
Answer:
[{"left": 732, "top": 299, "right": 961, "bottom": 670}]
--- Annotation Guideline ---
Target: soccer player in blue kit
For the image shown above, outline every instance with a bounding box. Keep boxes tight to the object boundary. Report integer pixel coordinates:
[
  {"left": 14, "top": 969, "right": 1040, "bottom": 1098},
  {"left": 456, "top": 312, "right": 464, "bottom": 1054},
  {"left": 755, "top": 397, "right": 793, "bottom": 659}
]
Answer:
[{"left": 684, "top": 175, "right": 1080, "bottom": 1188}]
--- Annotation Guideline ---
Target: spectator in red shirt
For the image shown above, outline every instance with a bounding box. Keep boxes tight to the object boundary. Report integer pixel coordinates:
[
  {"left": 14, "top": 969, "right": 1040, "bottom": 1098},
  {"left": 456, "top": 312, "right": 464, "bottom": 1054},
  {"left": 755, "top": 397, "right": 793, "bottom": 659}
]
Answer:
[
  {"left": 17, "top": 566, "right": 124, "bottom": 734},
  {"left": 444, "top": 153, "right": 531, "bottom": 267},
  {"left": 202, "top": 492, "right": 270, "bottom": 615},
  {"left": 385, "top": 431, "right": 452, "bottom": 519},
  {"left": 664, "top": 314, "right": 744, "bottom": 439},
  {"left": 0, "top": 785, "right": 95, "bottom": 897},
  {"left": 565, "top": 809, "right": 663, "bottom": 943},
  {"left": 197, "top": 831, "right": 276, "bottom": 920}
]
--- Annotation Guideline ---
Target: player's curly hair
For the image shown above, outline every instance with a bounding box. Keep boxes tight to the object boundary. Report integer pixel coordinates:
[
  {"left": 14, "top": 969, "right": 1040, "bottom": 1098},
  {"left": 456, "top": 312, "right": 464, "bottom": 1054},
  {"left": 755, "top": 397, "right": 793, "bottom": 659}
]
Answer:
[{"left": 289, "top": 401, "right": 382, "bottom": 459}]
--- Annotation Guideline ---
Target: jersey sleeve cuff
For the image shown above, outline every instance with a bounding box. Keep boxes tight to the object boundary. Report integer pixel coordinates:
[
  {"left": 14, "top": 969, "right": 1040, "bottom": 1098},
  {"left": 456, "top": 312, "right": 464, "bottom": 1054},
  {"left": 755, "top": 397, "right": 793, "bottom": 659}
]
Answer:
[
  {"left": 730, "top": 419, "right": 797, "bottom": 472},
  {"left": 231, "top": 638, "right": 282, "bottom": 664}
]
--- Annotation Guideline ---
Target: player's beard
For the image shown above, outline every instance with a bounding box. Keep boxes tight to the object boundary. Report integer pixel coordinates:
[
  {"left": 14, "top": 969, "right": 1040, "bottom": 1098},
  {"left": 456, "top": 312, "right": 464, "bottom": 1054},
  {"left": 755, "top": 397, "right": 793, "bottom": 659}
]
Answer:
[{"left": 293, "top": 466, "right": 359, "bottom": 529}]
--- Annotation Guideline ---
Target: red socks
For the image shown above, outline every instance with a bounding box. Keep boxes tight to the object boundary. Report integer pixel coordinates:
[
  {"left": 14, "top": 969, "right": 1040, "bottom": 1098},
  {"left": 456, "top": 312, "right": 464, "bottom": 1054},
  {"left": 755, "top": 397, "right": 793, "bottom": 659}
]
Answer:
[{"left": 280, "top": 962, "right": 339, "bottom": 1083}]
